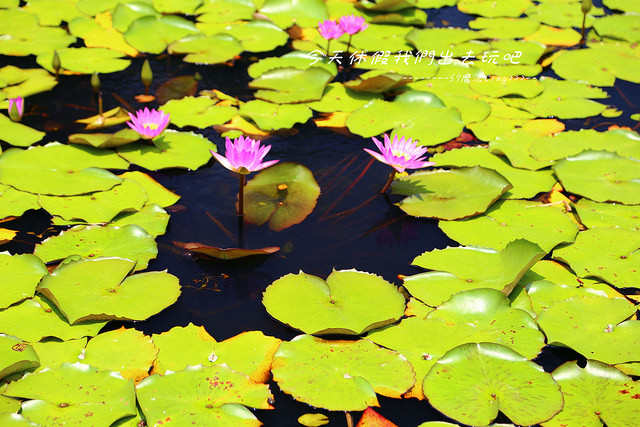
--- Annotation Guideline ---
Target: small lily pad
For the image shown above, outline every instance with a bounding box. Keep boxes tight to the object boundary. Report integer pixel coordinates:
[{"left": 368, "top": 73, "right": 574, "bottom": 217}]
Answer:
[
  {"left": 263, "top": 269, "right": 405, "bottom": 335},
  {"left": 250, "top": 67, "right": 334, "bottom": 104},
  {"left": 107, "top": 204, "right": 171, "bottom": 238},
  {"left": 239, "top": 100, "right": 313, "bottom": 131},
  {"left": 118, "top": 171, "right": 180, "bottom": 208},
  {"left": 0, "top": 113, "right": 45, "bottom": 147},
  {"left": 0, "top": 253, "right": 47, "bottom": 309},
  {"left": 258, "top": 0, "right": 328, "bottom": 29},
  {"left": 308, "top": 83, "right": 383, "bottom": 113},
  {"left": 68, "top": 129, "right": 140, "bottom": 148},
  {"left": 0, "top": 185, "right": 40, "bottom": 220},
  {"left": 160, "top": 96, "right": 237, "bottom": 128},
  {"left": 168, "top": 34, "right": 243, "bottom": 65},
  {"left": 175, "top": 242, "right": 280, "bottom": 260}
]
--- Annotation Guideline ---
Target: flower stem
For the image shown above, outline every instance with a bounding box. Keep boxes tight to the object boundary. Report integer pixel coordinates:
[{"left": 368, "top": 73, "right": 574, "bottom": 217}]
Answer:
[
  {"left": 325, "top": 40, "right": 331, "bottom": 57},
  {"left": 345, "top": 35, "right": 353, "bottom": 57},
  {"left": 238, "top": 173, "right": 245, "bottom": 217},
  {"left": 380, "top": 170, "right": 396, "bottom": 194}
]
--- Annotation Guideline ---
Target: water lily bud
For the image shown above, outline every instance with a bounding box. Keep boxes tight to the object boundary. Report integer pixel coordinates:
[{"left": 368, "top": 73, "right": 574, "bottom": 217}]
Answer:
[
  {"left": 52, "top": 50, "right": 61, "bottom": 76},
  {"left": 91, "top": 72, "right": 100, "bottom": 93},
  {"left": 8, "top": 96, "right": 24, "bottom": 122},
  {"left": 194, "top": 71, "right": 202, "bottom": 82},
  {"left": 582, "top": 0, "right": 592, "bottom": 14},
  {"left": 141, "top": 59, "right": 153, "bottom": 88}
]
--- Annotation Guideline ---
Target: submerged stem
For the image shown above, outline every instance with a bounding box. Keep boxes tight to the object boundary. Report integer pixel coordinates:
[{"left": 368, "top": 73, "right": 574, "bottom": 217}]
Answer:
[
  {"left": 345, "top": 412, "right": 353, "bottom": 427},
  {"left": 580, "top": 13, "right": 587, "bottom": 47},
  {"left": 238, "top": 173, "right": 246, "bottom": 217},
  {"left": 380, "top": 170, "right": 396, "bottom": 194}
]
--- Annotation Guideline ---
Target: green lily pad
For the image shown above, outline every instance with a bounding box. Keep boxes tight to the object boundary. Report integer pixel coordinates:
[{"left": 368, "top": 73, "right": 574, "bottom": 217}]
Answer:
[
  {"left": 0, "top": 334, "right": 39, "bottom": 380},
  {"left": 258, "top": 0, "right": 328, "bottom": 29},
  {"left": 423, "top": 342, "right": 563, "bottom": 426},
  {"left": 175, "top": 242, "right": 280, "bottom": 260},
  {"left": 545, "top": 360, "right": 640, "bottom": 427},
  {"left": 243, "top": 162, "right": 320, "bottom": 231},
  {"left": 34, "top": 225, "right": 157, "bottom": 271},
  {"left": 470, "top": 75, "right": 543, "bottom": 98},
  {"left": 404, "top": 239, "right": 545, "bottom": 307},
  {"left": 152, "top": 324, "right": 281, "bottom": 383},
  {"left": 240, "top": 99, "right": 313, "bottom": 131},
  {"left": 106, "top": 204, "right": 171, "bottom": 237},
  {"left": 344, "top": 70, "right": 411, "bottom": 94},
  {"left": 196, "top": 0, "right": 255, "bottom": 25},
  {"left": 526, "top": 280, "right": 625, "bottom": 318},
  {"left": 153, "top": 0, "right": 201, "bottom": 14},
  {"left": 160, "top": 96, "right": 236, "bottom": 128},
  {"left": 553, "top": 150, "right": 640, "bottom": 205},
  {"left": 458, "top": 0, "right": 532, "bottom": 17},
  {"left": 438, "top": 199, "right": 579, "bottom": 252},
  {"left": 367, "top": 289, "right": 545, "bottom": 399},
  {"left": 524, "top": 24, "right": 581, "bottom": 47},
  {"left": 392, "top": 167, "right": 512, "bottom": 220},
  {"left": 552, "top": 227, "right": 640, "bottom": 289},
  {"left": 0, "top": 143, "right": 125, "bottom": 196},
  {"left": 594, "top": 13, "right": 640, "bottom": 43},
  {"left": 119, "top": 171, "right": 180, "bottom": 208},
  {"left": 519, "top": 260, "right": 603, "bottom": 290},
  {"left": 156, "top": 75, "right": 199, "bottom": 104},
  {"left": 537, "top": 295, "right": 640, "bottom": 364},
  {"left": 124, "top": 15, "right": 200, "bottom": 54},
  {"left": 0, "top": 253, "right": 47, "bottom": 309},
  {"left": 263, "top": 269, "right": 405, "bottom": 335},
  {"left": 307, "top": 83, "right": 383, "bottom": 113},
  {"left": 38, "top": 179, "right": 148, "bottom": 224},
  {"left": 0, "top": 9, "right": 75, "bottom": 56},
  {"left": 250, "top": 67, "right": 334, "bottom": 104},
  {"left": 36, "top": 257, "right": 180, "bottom": 324},
  {"left": 575, "top": 198, "right": 640, "bottom": 230},
  {"left": 344, "top": 23, "right": 415, "bottom": 54},
  {"left": 0, "top": 67, "right": 58, "bottom": 99},
  {"left": 604, "top": 0, "right": 640, "bottom": 12},
  {"left": 0, "top": 413, "right": 39, "bottom": 426},
  {"left": 247, "top": 51, "right": 338, "bottom": 79},
  {"left": 489, "top": 129, "right": 555, "bottom": 171},
  {"left": 68, "top": 129, "right": 140, "bottom": 148},
  {"left": 136, "top": 364, "right": 273, "bottom": 426},
  {"left": 31, "top": 339, "right": 87, "bottom": 372},
  {"left": 77, "top": 0, "right": 152, "bottom": 16},
  {"left": 82, "top": 327, "right": 158, "bottom": 383},
  {"left": 431, "top": 146, "right": 557, "bottom": 198},
  {"left": 222, "top": 20, "right": 289, "bottom": 52},
  {"left": 0, "top": 295, "right": 107, "bottom": 342},
  {"left": 469, "top": 17, "right": 540, "bottom": 39},
  {"left": 168, "top": 34, "right": 243, "bottom": 65},
  {"left": 272, "top": 335, "right": 415, "bottom": 411},
  {"left": 0, "top": 114, "right": 45, "bottom": 147},
  {"left": 67, "top": 15, "right": 138, "bottom": 57},
  {"left": 0, "top": 184, "right": 40, "bottom": 220},
  {"left": 111, "top": 1, "right": 157, "bottom": 32},
  {"left": 406, "top": 27, "right": 482, "bottom": 56},
  {"left": 117, "top": 130, "right": 217, "bottom": 170},
  {"left": 526, "top": 2, "right": 604, "bottom": 27},
  {"left": 36, "top": 47, "right": 131, "bottom": 74},
  {"left": 4, "top": 362, "right": 136, "bottom": 426}
]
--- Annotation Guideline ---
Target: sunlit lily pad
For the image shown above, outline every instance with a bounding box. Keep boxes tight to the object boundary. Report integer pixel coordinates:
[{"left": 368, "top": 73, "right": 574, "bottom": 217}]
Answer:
[
  {"left": 423, "top": 342, "right": 563, "bottom": 426},
  {"left": 537, "top": 295, "right": 640, "bottom": 364},
  {"left": 458, "top": 0, "right": 532, "bottom": 17},
  {"left": 545, "top": 360, "right": 640, "bottom": 427},
  {"left": 82, "top": 327, "right": 158, "bottom": 383},
  {"left": 152, "top": 324, "right": 281, "bottom": 383},
  {"left": 0, "top": 66, "right": 57, "bottom": 99},
  {"left": 489, "top": 129, "right": 556, "bottom": 171},
  {"left": 0, "top": 229, "right": 17, "bottom": 245},
  {"left": 392, "top": 167, "right": 512, "bottom": 220},
  {"left": 0, "top": 114, "right": 45, "bottom": 147},
  {"left": 406, "top": 27, "right": 482, "bottom": 57},
  {"left": 605, "top": 0, "right": 640, "bottom": 12},
  {"left": 34, "top": 225, "right": 157, "bottom": 271},
  {"left": 0, "top": 9, "right": 75, "bottom": 56},
  {"left": 0, "top": 185, "right": 40, "bottom": 220},
  {"left": 344, "top": 70, "right": 411, "bottom": 94},
  {"left": 106, "top": 204, "right": 170, "bottom": 237},
  {"left": 0, "top": 334, "right": 39, "bottom": 380},
  {"left": 222, "top": 20, "right": 289, "bottom": 52},
  {"left": 196, "top": 0, "right": 255, "bottom": 25},
  {"left": 37, "top": 257, "right": 180, "bottom": 324},
  {"left": 469, "top": 17, "right": 539, "bottom": 39},
  {"left": 75, "top": 106, "right": 132, "bottom": 130},
  {"left": 308, "top": 83, "right": 383, "bottom": 113},
  {"left": 594, "top": 13, "right": 640, "bottom": 43},
  {"left": 68, "top": 15, "right": 138, "bottom": 57},
  {"left": 160, "top": 96, "right": 236, "bottom": 128},
  {"left": 68, "top": 129, "right": 140, "bottom": 148},
  {"left": 530, "top": 128, "right": 640, "bottom": 162},
  {"left": 168, "top": 34, "right": 243, "bottom": 64},
  {"left": 136, "top": 364, "right": 273, "bottom": 426},
  {"left": 36, "top": 47, "right": 131, "bottom": 74},
  {"left": 119, "top": 171, "right": 179, "bottom": 207},
  {"left": 0, "top": 295, "right": 107, "bottom": 342},
  {"left": 272, "top": 335, "right": 414, "bottom": 411},
  {"left": 239, "top": 100, "right": 313, "bottom": 130},
  {"left": 518, "top": 260, "right": 601, "bottom": 290},
  {"left": 526, "top": 280, "right": 624, "bottom": 318},
  {"left": 250, "top": 67, "right": 334, "bottom": 104},
  {"left": 4, "top": 362, "right": 136, "bottom": 426},
  {"left": 258, "top": 0, "right": 328, "bottom": 28},
  {"left": 263, "top": 269, "right": 405, "bottom": 335},
  {"left": 243, "top": 162, "right": 320, "bottom": 231},
  {"left": 247, "top": 51, "right": 338, "bottom": 79},
  {"left": 175, "top": 242, "right": 280, "bottom": 260},
  {"left": 526, "top": 2, "right": 604, "bottom": 27},
  {"left": 404, "top": 239, "right": 545, "bottom": 307},
  {"left": 0, "top": 253, "right": 47, "bottom": 309},
  {"left": 575, "top": 198, "right": 640, "bottom": 230},
  {"left": 31, "top": 339, "right": 87, "bottom": 372},
  {"left": 438, "top": 199, "right": 579, "bottom": 252},
  {"left": 117, "top": 130, "right": 217, "bottom": 170},
  {"left": 124, "top": 15, "right": 200, "bottom": 54},
  {"left": 153, "top": 0, "right": 201, "bottom": 14}
]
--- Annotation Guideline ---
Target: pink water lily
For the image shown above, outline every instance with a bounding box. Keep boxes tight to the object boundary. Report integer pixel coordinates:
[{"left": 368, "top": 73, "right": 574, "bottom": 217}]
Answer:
[
  {"left": 318, "top": 19, "right": 344, "bottom": 40},
  {"left": 211, "top": 136, "right": 279, "bottom": 175},
  {"left": 365, "top": 134, "right": 435, "bottom": 173},
  {"left": 127, "top": 107, "right": 170, "bottom": 139},
  {"left": 8, "top": 96, "right": 24, "bottom": 121},
  {"left": 339, "top": 15, "right": 368, "bottom": 35}
]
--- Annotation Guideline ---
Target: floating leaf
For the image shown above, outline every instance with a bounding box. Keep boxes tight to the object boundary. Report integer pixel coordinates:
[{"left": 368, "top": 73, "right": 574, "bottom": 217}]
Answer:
[
  {"left": 107, "top": 204, "right": 170, "bottom": 238},
  {"left": 344, "top": 70, "right": 411, "bottom": 94},
  {"left": 0, "top": 9, "right": 75, "bottom": 56},
  {"left": 168, "top": 34, "right": 243, "bottom": 65},
  {"left": 489, "top": 129, "right": 555, "bottom": 171},
  {"left": 526, "top": 280, "right": 624, "bottom": 318},
  {"left": 0, "top": 334, "right": 39, "bottom": 380},
  {"left": 594, "top": 13, "right": 640, "bottom": 43},
  {"left": 0, "top": 229, "right": 17, "bottom": 245},
  {"left": 36, "top": 47, "right": 131, "bottom": 74},
  {"left": 263, "top": 269, "right": 405, "bottom": 335},
  {"left": 118, "top": 171, "right": 180, "bottom": 208},
  {"left": 308, "top": 83, "right": 383, "bottom": 113},
  {"left": 75, "top": 106, "right": 132, "bottom": 130},
  {"left": 250, "top": 67, "right": 333, "bottom": 104},
  {"left": 136, "top": 364, "right": 272, "bottom": 426},
  {"left": 37, "top": 257, "right": 180, "bottom": 324},
  {"left": 68, "top": 14, "right": 138, "bottom": 57},
  {"left": 4, "top": 363, "right": 136, "bottom": 426},
  {"left": 356, "top": 407, "right": 397, "bottom": 427},
  {"left": 175, "top": 242, "right": 280, "bottom": 260},
  {"left": 575, "top": 198, "right": 640, "bottom": 230},
  {"left": 243, "top": 162, "right": 320, "bottom": 231},
  {"left": 423, "top": 343, "right": 563, "bottom": 426},
  {"left": 272, "top": 335, "right": 415, "bottom": 411},
  {"left": 258, "top": 0, "right": 328, "bottom": 29},
  {"left": 392, "top": 167, "right": 512, "bottom": 220},
  {"left": 469, "top": 17, "right": 540, "bottom": 39},
  {"left": 0, "top": 113, "right": 45, "bottom": 147},
  {"left": 153, "top": 0, "right": 201, "bottom": 14},
  {"left": 35, "top": 225, "right": 157, "bottom": 271},
  {"left": 224, "top": 20, "right": 289, "bottom": 52},
  {"left": 68, "top": 129, "right": 140, "bottom": 148},
  {"left": 526, "top": 2, "right": 604, "bottom": 27},
  {"left": 458, "top": 0, "right": 532, "bottom": 17},
  {"left": 439, "top": 199, "right": 579, "bottom": 252},
  {"left": 0, "top": 184, "right": 40, "bottom": 221},
  {"left": 298, "top": 413, "right": 330, "bottom": 426},
  {"left": 156, "top": 75, "right": 198, "bottom": 104},
  {"left": 31, "top": 339, "right": 87, "bottom": 372},
  {"left": 239, "top": 100, "right": 313, "bottom": 130},
  {"left": 160, "top": 96, "right": 237, "bottom": 128},
  {"left": 0, "top": 66, "right": 57, "bottom": 99},
  {"left": 0, "top": 253, "right": 47, "bottom": 309},
  {"left": 124, "top": 15, "right": 199, "bottom": 54}
]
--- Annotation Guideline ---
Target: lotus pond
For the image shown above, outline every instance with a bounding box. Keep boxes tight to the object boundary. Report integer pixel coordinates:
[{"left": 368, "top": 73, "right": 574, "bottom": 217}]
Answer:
[{"left": 1, "top": 0, "right": 640, "bottom": 426}]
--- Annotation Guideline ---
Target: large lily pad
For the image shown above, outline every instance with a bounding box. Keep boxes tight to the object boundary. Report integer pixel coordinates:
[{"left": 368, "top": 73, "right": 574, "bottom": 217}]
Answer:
[
  {"left": 168, "top": 34, "right": 243, "bottom": 65},
  {"left": 403, "top": 239, "right": 545, "bottom": 306},
  {"left": 552, "top": 227, "right": 640, "bottom": 289},
  {"left": 0, "top": 114, "right": 45, "bottom": 147},
  {"left": 243, "top": 162, "right": 320, "bottom": 231},
  {"left": 263, "top": 269, "right": 405, "bottom": 335},
  {"left": 391, "top": 167, "right": 512, "bottom": 220},
  {"left": 160, "top": 96, "right": 237, "bottom": 128},
  {"left": 36, "top": 47, "right": 131, "bottom": 74},
  {"left": 0, "top": 9, "right": 75, "bottom": 56},
  {"left": 107, "top": 204, "right": 171, "bottom": 238},
  {"left": 0, "top": 185, "right": 40, "bottom": 220},
  {"left": 0, "top": 334, "right": 39, "bottom": 380},
  {"left": 423, "top": 343, "right": 563, "bottom": 426},
  {"left": 552, "top": 150, "right": 640, "bottom": 205},
  {"left": 4, "top": 363, "right": 136, "bottom": 426},
  {"left": 272, "top": 335, "right": 415, "bottom": 411},
  {"left": 258, "top": 0, "right": 328, "bottom": 29},
  {"left": 594, "top": 13, "right": 640, "bottom": 44},
  {"left": 221, "top": 20, "right": 289, "bottom": 53},
  {"left": 308, "top": 83, "right": 383, "bottom": 113},
  {"left": 118, "top": 171, "right": 180, "bottom": 207},
  {"left": 526, "top": 280, "right": 625, "bottom": 318},
  {"left": 31, "top": 339, "right": 87, "bottom": 372},
  {"left": 68, "top": 14, "right": 138, "bottom": 57},
  {"left": 0, "top": 253, "right": 47, "bottom": 309},
  {"left": 239, "top": 100, "right": 313, "bottom": 130},
  {"left": 250, "top": 67, "right": 334, "bottom": 104},
  {"left": 34, "top": 225, "right": 157, "bottom": 271},
  {"left": 544, "top": 360, "right": 640, "bottom": 427},
  {"left": 439, "top": 199, "right": 579, "bottom": 252},
  {"left": 68, "top": 129, "right": 140, "bottom": 149},
  {"left": 124, "top": 15, "right": 200, "bottom": 54},
  {"left": 489, "top": 128, "right": 556, "bottom": 171},
  {"left": 36, "top": 257, "right": 180, "bottom": 324},
  {"left": 117, "top": 130, "right": 217, "bottom": 170},
  {"left": 575, "top": 198, "right": 640, "bottom": 230},
  {"left": 537, "top": 295, "right": 640, "bottom": 364},
  {"left": 136, "top": 364, "right": 273, "bottom": 426}
]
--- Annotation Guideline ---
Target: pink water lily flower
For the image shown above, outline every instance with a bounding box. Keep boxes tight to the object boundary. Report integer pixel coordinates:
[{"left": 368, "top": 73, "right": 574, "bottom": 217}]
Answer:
[
  {"left": 339, "top": 15, "right": 368, "bottom": 35},
  {"left": 364, "top": 134, "right": 435, "bottom": 173},
  {"left": 127, "top": 107, "right": 170, "bottom": 139},
  {"left": 211, "top": 136, "right": 279, "bottom": 175},
  {"left": 8, "top": 96, "right": 24, "bottom": 121},
  {"left": 318, "top": 19, "right": 345, "bottom": 40}
]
